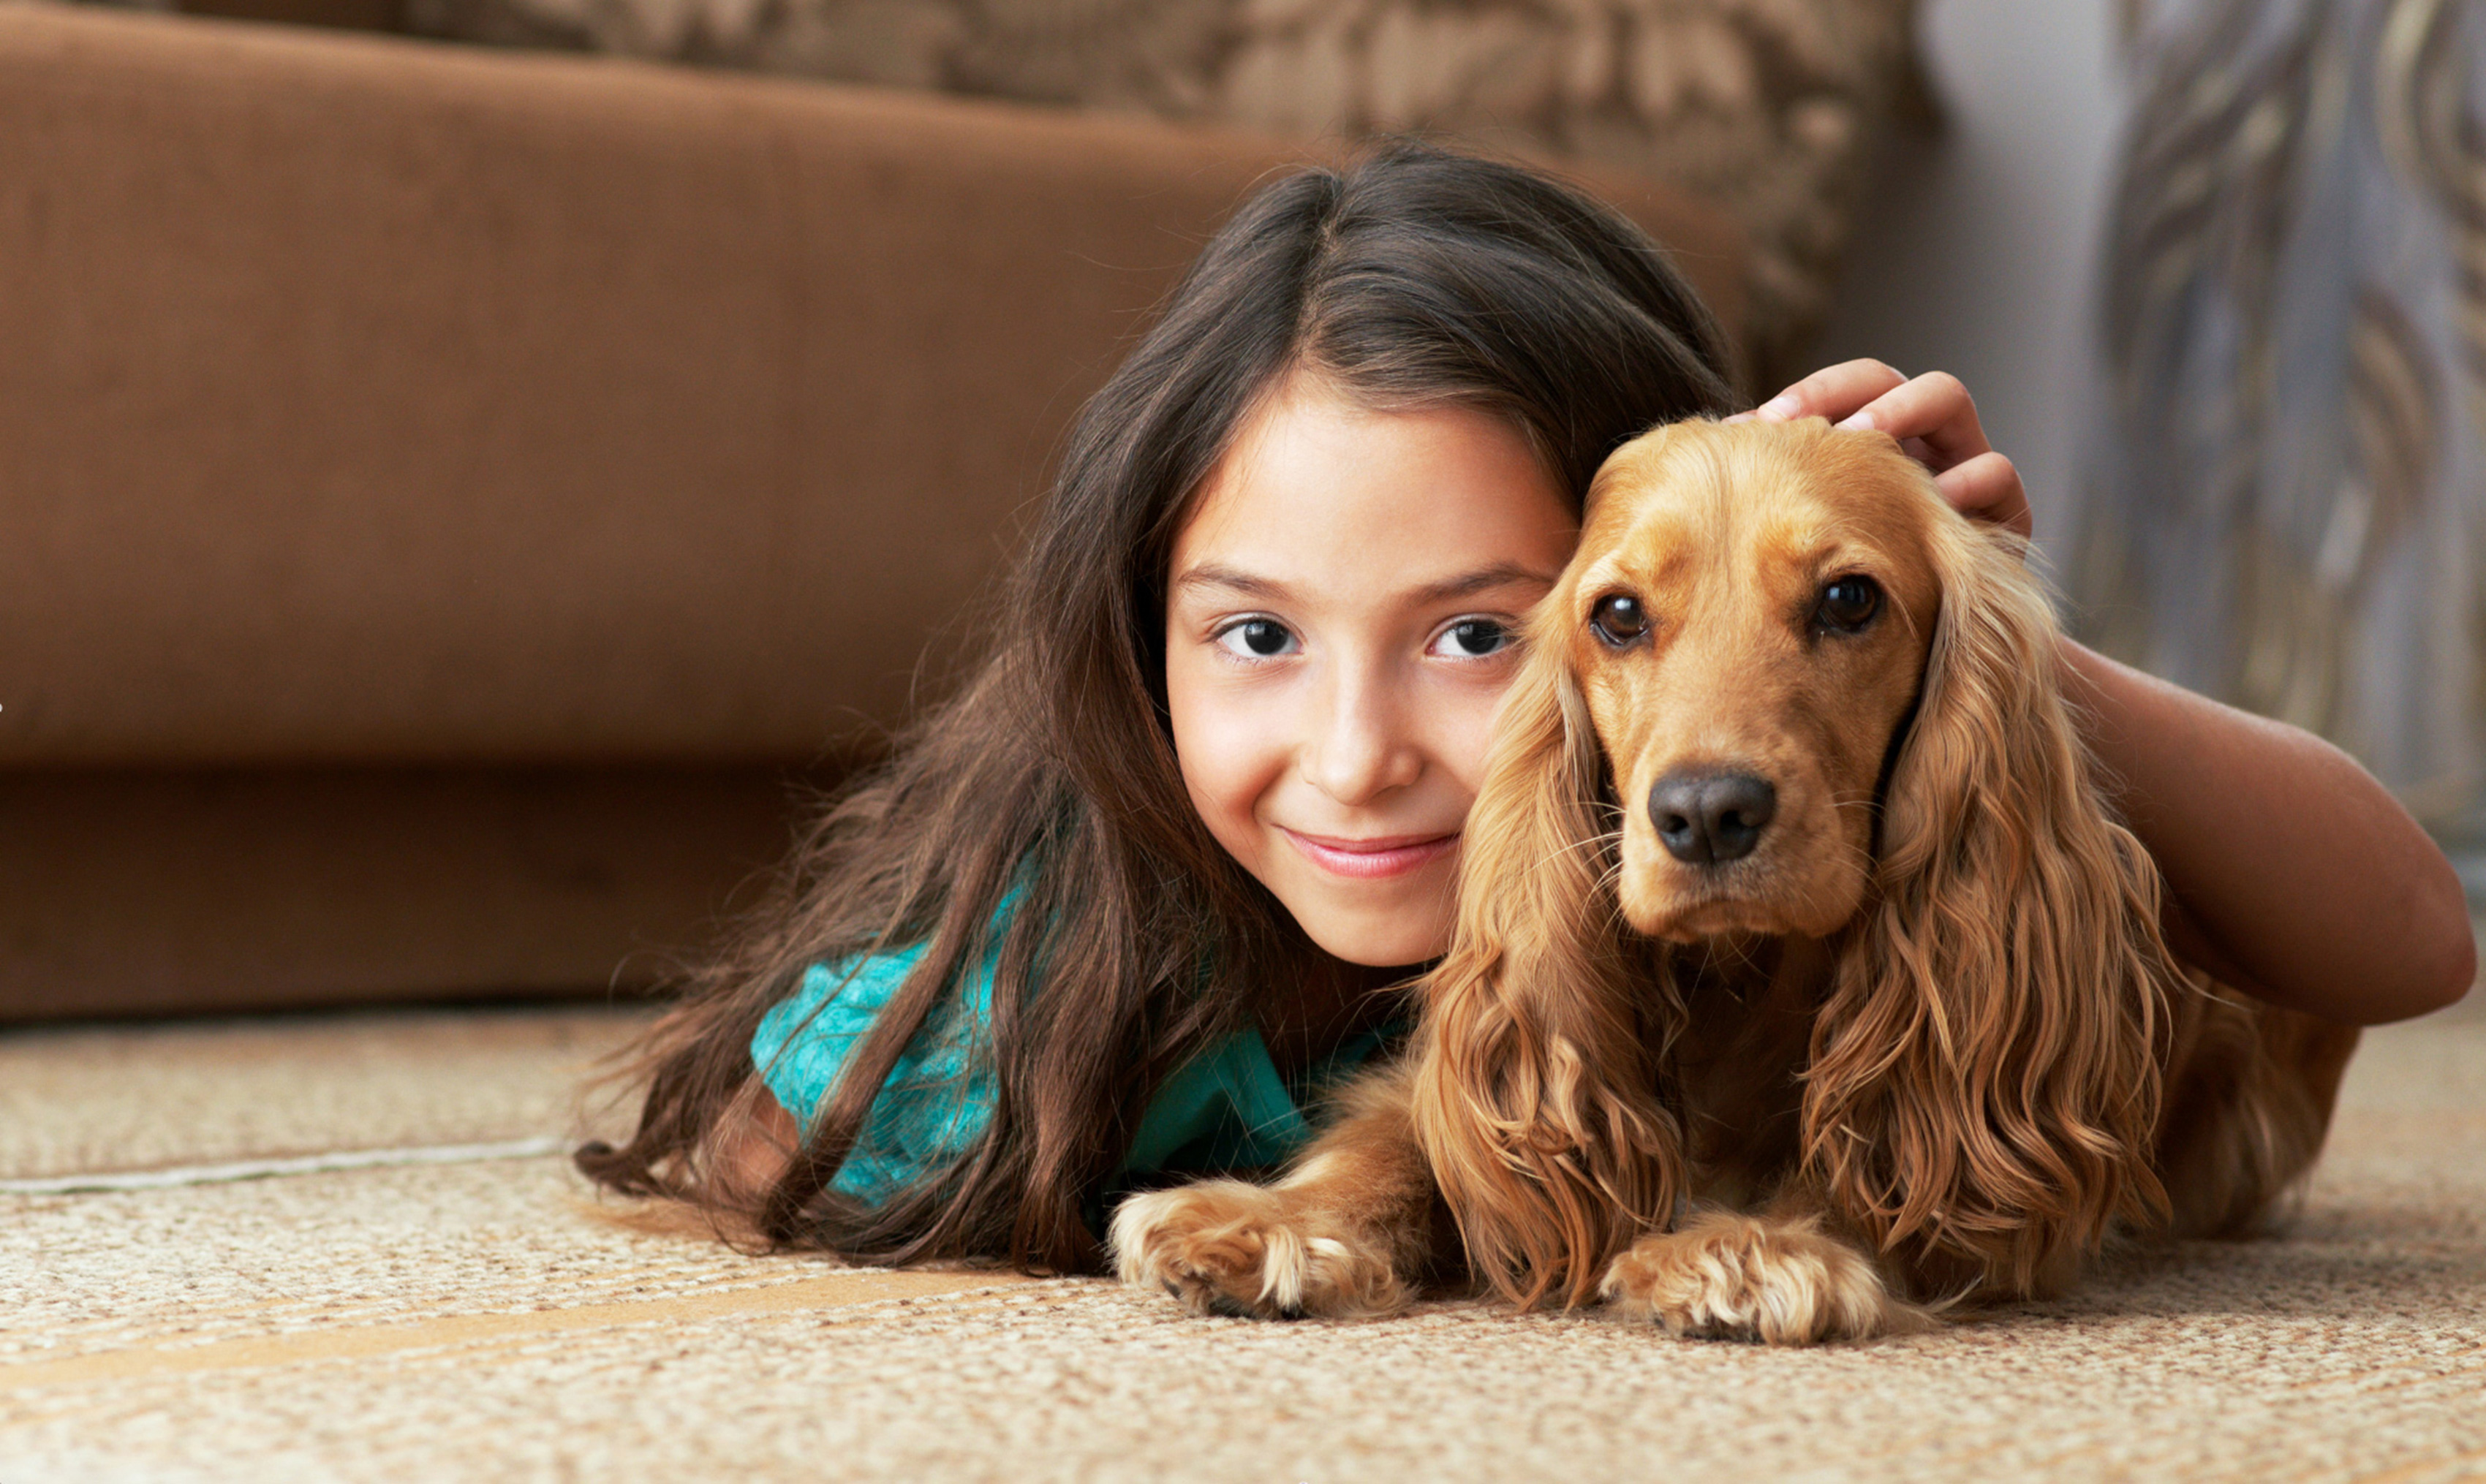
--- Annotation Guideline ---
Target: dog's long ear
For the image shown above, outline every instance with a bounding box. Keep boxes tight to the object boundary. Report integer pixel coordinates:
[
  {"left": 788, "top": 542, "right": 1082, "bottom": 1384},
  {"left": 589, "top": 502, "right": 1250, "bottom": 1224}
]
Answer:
[
  {"left": 1410, "top": 626, "right": 1684, "bottom": 1310},
  {"left": 1803, "top": 510, "right": 2179, "bottom": 1293}
]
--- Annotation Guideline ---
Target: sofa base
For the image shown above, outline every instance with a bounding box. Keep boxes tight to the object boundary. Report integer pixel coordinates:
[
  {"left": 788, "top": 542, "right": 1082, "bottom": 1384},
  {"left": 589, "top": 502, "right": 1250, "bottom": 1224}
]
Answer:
[{"left": 0, "top": 766, "right": 823, "bottom": 1021}]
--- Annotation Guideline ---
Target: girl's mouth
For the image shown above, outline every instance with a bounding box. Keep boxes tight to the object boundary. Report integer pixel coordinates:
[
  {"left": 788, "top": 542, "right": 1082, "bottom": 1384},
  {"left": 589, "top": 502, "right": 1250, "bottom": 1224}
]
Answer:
[{"left": 1280, "top": 829, "right": 1460, "bottom": 880}]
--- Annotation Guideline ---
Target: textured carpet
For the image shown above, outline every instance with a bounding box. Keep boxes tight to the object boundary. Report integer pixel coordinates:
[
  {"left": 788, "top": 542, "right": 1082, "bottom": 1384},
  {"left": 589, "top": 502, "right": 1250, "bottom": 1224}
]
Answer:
[{"left": 4, "top": 996, "right": 2483, "bottom": 1482}]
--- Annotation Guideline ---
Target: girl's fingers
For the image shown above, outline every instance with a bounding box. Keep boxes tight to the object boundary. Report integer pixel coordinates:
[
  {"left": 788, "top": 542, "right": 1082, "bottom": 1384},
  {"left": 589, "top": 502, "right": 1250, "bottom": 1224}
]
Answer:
[
  {"left": 1934, "top": 450, "right": 2032, "bottom": 537},
  {"left": 1834, "top": 371, "right": 1990, "bottom": 469},
  {"left": 1748, "top": 359, "right": 1908, "bottom": 424},
  {"left": 1749, "top": 363, "right": 2032, "bottom": 537}
]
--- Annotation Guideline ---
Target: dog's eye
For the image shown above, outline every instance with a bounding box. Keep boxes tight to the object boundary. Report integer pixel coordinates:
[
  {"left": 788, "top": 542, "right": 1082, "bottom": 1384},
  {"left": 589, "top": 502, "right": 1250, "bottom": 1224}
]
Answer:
[
  {"left": 1589, "top": 594, "right": 1650, "bottom": 647},
  {"left": 1816, "top": 576, "right": 1882, "bottom": 633}
]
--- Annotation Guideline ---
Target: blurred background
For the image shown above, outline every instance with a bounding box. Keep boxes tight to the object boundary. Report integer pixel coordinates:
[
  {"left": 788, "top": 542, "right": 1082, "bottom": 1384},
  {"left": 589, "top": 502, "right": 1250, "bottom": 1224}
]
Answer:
[{"left": 3, "top": 0, "right": 2476, "bottom": 1019}]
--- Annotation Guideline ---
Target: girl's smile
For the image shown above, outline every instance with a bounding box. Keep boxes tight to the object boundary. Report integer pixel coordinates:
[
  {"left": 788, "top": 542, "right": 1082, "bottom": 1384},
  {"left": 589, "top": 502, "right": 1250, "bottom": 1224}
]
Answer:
[
  {"left": 1163, "top": 369, "right": 1577, "bottom": 967},
  {"left": 1279, "top": 828, "right": 1462, "bottom": 880}
]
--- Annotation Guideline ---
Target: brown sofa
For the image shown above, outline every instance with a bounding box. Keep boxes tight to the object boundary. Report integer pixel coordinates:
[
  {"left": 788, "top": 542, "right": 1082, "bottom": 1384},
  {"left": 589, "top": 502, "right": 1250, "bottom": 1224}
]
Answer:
[{"left": 0, "top": 1, "right": 1745, "bottom": 1020}]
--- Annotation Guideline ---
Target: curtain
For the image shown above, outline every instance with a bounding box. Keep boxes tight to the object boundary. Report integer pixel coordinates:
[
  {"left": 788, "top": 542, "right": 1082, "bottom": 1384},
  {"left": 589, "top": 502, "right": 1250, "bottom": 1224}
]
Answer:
[{"left": 2074, "top": 0, "right": 2486, "bottom": 830}]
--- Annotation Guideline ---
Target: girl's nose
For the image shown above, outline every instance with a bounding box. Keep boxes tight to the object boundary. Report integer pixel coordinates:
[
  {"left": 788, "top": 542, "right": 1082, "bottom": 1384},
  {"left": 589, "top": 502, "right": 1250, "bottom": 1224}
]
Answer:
[{"left": 1301, "top": 662, "right": 1421, "bottom": 805}]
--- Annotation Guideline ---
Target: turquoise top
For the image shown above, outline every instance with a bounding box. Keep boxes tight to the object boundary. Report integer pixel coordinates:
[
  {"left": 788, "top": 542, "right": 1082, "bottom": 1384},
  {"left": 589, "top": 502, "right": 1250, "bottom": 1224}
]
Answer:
[{"left": 749, "top": 918, "right": 1396, "bottom": 1205}]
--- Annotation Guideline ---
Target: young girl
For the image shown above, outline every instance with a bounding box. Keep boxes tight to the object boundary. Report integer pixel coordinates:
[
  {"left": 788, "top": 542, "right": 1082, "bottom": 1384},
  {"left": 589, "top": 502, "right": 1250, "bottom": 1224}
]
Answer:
[{"left": 578, "top": 143, "right": 2473, "bottom": 1275}]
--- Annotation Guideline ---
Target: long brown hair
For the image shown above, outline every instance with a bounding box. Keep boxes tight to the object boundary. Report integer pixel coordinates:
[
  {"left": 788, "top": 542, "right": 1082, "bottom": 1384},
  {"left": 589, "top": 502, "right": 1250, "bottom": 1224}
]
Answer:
[{"left": 576, "top": 140, "right": 1737, "bottom": 1273}]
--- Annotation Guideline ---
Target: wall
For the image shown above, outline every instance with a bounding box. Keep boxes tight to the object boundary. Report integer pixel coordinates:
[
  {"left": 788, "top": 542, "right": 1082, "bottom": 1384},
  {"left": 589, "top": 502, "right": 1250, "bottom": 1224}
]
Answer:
[{"left": 1812, "top": 0, "right": 2126, "bottom": 556}]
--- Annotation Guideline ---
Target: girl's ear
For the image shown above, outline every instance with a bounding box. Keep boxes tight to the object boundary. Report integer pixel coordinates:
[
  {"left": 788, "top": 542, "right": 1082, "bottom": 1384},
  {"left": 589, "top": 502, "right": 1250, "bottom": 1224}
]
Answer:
[
  {"left": 1804, "top": 514, "right": 2180, "bottom": 1293},
  {"left": 1410, "top": 629, "right": 1684, "bottom": 1309}
]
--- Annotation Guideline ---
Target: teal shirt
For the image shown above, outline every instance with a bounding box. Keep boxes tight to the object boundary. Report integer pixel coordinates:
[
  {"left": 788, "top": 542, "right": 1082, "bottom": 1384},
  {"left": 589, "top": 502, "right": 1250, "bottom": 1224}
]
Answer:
[{"left": 749, "top": 925, "right": 1395, "bottom": 1206}]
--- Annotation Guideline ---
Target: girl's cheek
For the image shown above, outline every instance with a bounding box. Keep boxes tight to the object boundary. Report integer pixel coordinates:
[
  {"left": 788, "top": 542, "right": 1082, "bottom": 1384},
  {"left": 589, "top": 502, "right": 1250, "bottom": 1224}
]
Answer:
[
  {"left": 1432, "top": 666, "right": 1520, "bottom": 803},
  {"left": 1167, "top": 668, "right": 1293, "bottom": 859}
]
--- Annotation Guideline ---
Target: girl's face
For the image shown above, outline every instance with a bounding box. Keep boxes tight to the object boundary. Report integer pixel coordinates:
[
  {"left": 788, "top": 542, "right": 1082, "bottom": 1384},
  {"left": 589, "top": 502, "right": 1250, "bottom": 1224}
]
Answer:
[{"left": 1165, "top": 373, "right": 1577, "bottom": 967}]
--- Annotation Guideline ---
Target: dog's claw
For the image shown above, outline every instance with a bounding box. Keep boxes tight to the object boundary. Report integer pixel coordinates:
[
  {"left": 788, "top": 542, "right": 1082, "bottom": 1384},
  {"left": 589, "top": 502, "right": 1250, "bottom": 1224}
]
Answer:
[
  {"left": 1111, "top": 1181, "right": 1413, "bottom": 1322},
  {"left": 1601, "top": 1212, "right": 1932, "bottom": 1345}
]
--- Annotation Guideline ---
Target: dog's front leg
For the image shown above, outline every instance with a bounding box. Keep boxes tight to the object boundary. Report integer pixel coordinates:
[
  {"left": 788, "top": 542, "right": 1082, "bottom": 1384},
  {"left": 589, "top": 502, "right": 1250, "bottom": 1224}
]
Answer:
[
  {"left": 1600, "top": 1194, "right": 1935, "bottom": 1345},
  {"left": 1111, "top": 1061, "right": 1435, "bottom": 1320}
]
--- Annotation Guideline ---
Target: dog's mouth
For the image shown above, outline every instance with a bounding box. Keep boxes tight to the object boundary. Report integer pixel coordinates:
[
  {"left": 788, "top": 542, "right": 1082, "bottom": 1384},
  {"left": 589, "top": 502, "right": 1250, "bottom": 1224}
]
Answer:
[
  {"left": 1617, "top": 844, "right": 1864, "bottom": 944},
  {"left": 1625, "top": 884, "right": 1814, "bottom": 944}
]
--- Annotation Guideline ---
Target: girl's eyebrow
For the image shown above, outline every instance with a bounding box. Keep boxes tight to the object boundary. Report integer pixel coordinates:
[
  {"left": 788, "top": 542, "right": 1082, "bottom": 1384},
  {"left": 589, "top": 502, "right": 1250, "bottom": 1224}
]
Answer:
[
  {"left": 1170, "top": 563, "right": 1289, "bottom": 602},
  {"left": 1408, "top": 561, "right": 1562, "bottom": 604},
  {"left": 1170, "top": 559, "right": 1559, "bottom": 606}
]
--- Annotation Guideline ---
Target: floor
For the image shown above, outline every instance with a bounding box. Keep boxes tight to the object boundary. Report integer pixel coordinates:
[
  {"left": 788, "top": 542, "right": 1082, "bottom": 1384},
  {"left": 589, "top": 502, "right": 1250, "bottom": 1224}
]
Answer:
[{"left": 3, "top": 996, "right": 2482, "bottom": 1482}]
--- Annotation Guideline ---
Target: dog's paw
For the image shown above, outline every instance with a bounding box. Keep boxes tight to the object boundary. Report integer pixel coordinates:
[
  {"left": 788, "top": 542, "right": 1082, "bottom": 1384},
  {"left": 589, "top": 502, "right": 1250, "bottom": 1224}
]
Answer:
[
  {"left": 1600, "top": 1211, "right": 1935, "bottom": 1345},
  {"left": 1109, "top": 1180, "right": 1410, "bottom": 1321}
]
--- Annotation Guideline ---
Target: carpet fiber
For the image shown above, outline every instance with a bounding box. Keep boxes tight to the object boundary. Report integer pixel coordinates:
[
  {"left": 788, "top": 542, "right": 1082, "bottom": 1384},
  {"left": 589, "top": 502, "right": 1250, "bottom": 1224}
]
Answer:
[{"left": 4, "top": 996, "right": 2483, "bottom": 1481}]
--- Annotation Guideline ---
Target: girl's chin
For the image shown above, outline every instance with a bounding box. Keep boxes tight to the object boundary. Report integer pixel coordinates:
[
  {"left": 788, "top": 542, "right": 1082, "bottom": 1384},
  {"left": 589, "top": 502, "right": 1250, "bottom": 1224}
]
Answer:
[
  {"left": 1279, "top": 892, "right": 1454, "bottom": 968},
  {"left": 1231, "top": 834, "right": 1460, "bottom": 965}
]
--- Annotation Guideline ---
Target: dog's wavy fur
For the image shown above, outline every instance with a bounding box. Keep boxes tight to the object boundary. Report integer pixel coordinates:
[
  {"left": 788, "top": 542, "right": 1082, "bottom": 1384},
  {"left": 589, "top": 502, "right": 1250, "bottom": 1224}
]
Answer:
[
  {"left": 1116, "top": 417, "right": 2357, "bottom": 1341},
  {"left": 1419, "top": 415, "right": 2188, "bottom": 1311},
  {"left": 1408, "top": 607, "right": 1688, "bottom": 1311}
]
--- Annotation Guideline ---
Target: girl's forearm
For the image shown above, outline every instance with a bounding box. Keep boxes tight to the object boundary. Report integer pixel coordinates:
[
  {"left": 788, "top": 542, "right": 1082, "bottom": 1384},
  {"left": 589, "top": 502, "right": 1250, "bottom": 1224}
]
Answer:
[{"left": 2059, "top": 638, "right": 2475, "bottom": 1024}]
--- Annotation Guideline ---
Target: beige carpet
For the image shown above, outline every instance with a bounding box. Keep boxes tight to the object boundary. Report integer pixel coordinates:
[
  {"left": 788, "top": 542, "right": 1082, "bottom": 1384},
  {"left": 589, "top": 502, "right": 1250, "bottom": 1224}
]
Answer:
[{"left": 4, "top": 996, "right": 2484, "bottom": 1482}]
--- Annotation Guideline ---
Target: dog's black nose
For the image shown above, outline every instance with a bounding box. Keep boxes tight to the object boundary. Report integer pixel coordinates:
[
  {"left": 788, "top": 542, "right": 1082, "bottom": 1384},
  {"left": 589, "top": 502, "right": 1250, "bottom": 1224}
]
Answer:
[{"left": 1649, "top": 771, "right": 1777, "bottom": 866}]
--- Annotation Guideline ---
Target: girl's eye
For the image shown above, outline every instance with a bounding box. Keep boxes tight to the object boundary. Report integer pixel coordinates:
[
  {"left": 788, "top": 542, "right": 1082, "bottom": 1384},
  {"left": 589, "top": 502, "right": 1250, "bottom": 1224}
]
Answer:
[
  {"left": 1590, "top": 594, "right": 1650, "bottom": 647},
  {"left": 1815, "top": 575, "right": 1882, "bottom": 634},
  {"left": 1215, "top": 618, "right": 1299, "bottom": 659},
  {"left": 1431, "top": 618, "right": 1511, "bottom": 659}
]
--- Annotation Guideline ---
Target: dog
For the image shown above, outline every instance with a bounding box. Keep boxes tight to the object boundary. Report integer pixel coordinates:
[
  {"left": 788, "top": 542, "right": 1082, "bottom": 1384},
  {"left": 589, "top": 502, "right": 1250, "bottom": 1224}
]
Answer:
[{"left": 1113, "top": 416, "right": 2359, "bottom": 1343}]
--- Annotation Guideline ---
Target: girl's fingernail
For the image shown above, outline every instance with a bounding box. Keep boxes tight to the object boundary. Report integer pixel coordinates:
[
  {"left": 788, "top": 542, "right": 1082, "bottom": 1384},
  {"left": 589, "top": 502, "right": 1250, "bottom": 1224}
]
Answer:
[
  {"left": 1756, "top": 395, "right": 1800, "bottom": 420},
  {"left": 1835, "top": 410, "right": 1875, "bottom": 431}
]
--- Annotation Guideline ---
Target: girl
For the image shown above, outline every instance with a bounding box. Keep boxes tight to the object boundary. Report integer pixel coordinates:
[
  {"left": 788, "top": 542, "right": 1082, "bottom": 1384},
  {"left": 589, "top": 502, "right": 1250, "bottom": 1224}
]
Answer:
[{"left": 578, "top": 143, "right": 2472, "bottom": 1275}]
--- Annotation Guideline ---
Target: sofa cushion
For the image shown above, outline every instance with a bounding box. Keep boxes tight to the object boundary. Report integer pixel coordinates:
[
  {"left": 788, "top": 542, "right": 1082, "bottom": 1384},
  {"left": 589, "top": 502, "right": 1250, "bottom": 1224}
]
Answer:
[{"left": 0, "top": 3, "right": 1745, "bottom": 768}]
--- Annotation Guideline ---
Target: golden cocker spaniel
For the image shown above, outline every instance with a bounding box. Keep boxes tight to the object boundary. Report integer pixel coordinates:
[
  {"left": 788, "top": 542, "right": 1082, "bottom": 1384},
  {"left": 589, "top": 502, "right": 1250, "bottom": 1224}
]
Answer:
[{"left": 1114, "top": 417, "right": 2359, "bottom": 1343}]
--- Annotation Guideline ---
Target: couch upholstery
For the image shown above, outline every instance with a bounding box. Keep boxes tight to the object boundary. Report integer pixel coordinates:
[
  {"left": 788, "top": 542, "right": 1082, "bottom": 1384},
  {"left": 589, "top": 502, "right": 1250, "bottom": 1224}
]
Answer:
[{"left": 0, "top": 1, "right": 1744, "bottom": 1019}]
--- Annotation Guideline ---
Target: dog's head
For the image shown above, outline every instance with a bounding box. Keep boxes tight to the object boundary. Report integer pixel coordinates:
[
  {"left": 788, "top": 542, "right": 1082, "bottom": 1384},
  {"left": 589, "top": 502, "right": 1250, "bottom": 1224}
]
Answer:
[
  {"left": 1414, "top": 417, "right": 2179, "bottom": 1307},
  {"left": 1560, "top": 418, "right": 1943, "bottom": 943}
]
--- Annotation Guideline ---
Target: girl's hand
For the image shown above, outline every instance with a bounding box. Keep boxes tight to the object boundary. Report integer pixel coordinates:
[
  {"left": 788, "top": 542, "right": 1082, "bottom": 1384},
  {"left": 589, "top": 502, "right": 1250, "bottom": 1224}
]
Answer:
[{"left": 1737, "top": 360, "right": 2033, "bottom": 540}]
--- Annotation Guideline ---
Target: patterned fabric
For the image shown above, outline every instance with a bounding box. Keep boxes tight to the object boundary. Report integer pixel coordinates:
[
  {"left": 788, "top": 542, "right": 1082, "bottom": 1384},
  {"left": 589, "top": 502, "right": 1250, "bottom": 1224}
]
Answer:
[
  {"left": 398, "top": 0, "right": 1924, "bottom": 385},
  {"left": 2074, "top": 0, "right": 2486, "bottom": 828},
  {"left": 752, "top": 920, "right": 1398, "bottom": 1204},
  {"left": 752, "top": 947, "right": 1000, "bottom": 1204}
]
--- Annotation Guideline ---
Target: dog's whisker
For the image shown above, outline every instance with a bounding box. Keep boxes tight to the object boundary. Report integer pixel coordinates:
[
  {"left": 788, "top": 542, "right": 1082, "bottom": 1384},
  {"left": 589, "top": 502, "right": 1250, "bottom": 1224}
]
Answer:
[{"left": 1530, "top": 828, "right": 1622, "bottom": 879}]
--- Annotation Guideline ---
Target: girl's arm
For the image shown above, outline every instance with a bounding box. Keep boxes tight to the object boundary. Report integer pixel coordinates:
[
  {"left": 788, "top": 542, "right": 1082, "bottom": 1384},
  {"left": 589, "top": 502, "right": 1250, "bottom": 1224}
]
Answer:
[
  {"left": 1750, "top": 361, "right": 2476, "bottom": 1025},
  {"left": 2058, "top": 639, "right": 2471, "bottom": 1023},
  {"left": 713, "top": 1082, "right": 800, "bottom": 1200}
]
